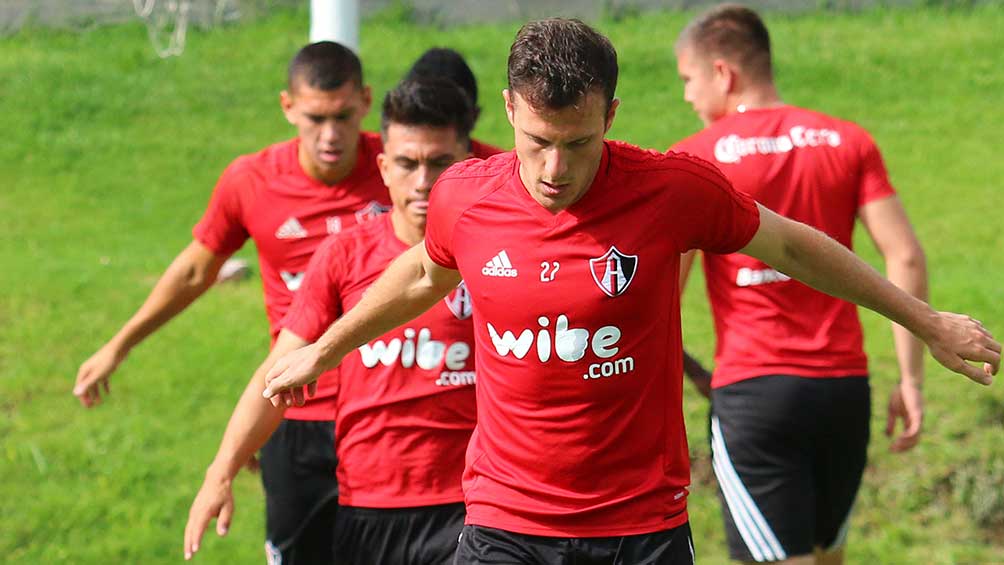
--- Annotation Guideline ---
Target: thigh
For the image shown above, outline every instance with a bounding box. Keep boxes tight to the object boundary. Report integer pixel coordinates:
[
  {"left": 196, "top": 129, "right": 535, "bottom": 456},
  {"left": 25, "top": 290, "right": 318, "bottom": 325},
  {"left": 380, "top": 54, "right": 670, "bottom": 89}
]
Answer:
[
  {"left": 259, "top": 419, "right": 340, "bottom": 564},
  {"left": 571, "top": 523, "right": 694, "bottom": 565},
  {"left": 332, "top": 506, "right": 400, "bottom": 565},
  {"left": 454, "top": 525, "right": 565, "bottom": 565},
  {"left": 711, "top": 377, "right": 817, "bottom": 562},
  {"left": 417, "top": 503, "right": 467, "bottom": 565},
  {"left": 813, "top": 377, "right": 870, "bottom": 551},
  {"left": 334, "top": 503, "right": 465, "bottom": 565}
]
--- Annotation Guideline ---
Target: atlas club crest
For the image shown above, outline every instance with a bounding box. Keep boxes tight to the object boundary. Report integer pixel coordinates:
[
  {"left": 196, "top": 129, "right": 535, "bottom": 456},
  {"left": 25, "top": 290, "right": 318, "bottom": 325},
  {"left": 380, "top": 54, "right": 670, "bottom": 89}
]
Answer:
[
  {"left": 444, "top": 281, "right": 473, "bottom": 320},
  {"left": 589, "top": 246, "right": 638, "bottom": 297},
  {"left": 354, "top": 200, "right": 391, "bottom": 223}
]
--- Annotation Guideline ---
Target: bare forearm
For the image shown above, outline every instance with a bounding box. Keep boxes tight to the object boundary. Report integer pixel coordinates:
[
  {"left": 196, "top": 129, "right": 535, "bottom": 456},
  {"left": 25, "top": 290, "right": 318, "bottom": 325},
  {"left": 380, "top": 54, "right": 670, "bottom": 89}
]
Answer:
[
  {"left": 314, "top": 244, "right": 459, "bottom": 369},
  {"left": 748, "top": 210, "right": 938, "bottom": 342},
  {"left": 110, "top": 242, "right": 224, "bottom": 353},
  {"left": 207, "top": 369, "right": 285, "bottom": 481},
  {"left": 887, "top": 253, "right": 929, "bottom": 386},
  {"left": 682, "top": 350, "right": 711, "bottom": 380},
  {"left": 206, "top": 334, "right": 305, "bottom": 480}
]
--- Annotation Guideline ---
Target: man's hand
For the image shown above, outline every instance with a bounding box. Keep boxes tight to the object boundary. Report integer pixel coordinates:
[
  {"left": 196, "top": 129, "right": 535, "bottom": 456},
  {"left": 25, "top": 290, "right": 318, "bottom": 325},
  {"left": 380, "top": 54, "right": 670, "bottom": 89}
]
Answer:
[
  {"left": 886, "top": 379, "right": 923, "bottom": 453},
  {"left": 73, "top": 344, "right": 126, "bottom": 407},
  {"left": 243, "top": 454, "right": 260, "bottom": 474},
  {"left": 924, "top": 312, "right": 999, "bottom": 385},
  {"left": 262, "top": 344, "right": 328, "bottom": 407},
  {"left": 682, "top": 351, "right": 712, "bottom": 400},
  {"left": 183, "top": 470, "right": 235, "bottom": 560}
]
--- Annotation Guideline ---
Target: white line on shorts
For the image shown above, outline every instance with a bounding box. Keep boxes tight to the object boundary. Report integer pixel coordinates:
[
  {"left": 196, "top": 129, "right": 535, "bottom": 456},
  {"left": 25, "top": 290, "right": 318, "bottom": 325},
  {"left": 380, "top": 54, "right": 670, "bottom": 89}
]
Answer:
[{"left": 711, "top": 415, "right": 788, "bottom": 562}]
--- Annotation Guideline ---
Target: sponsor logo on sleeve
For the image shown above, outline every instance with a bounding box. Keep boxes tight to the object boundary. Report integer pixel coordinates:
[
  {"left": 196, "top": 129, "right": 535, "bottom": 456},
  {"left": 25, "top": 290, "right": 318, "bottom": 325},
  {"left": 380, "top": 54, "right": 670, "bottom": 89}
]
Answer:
[{"left": 325, "top": 216, "right": 343, "bottom": 234}]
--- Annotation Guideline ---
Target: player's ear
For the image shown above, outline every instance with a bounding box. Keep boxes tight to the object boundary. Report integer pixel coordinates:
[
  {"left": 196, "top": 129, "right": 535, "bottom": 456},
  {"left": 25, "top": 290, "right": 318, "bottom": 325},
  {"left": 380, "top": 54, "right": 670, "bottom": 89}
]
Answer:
[
  {"left": 711, "top": 59, "right": 732, "bottom": 95},
  {"left": 604, "top": 98, "right": 620, "bottom": 134},
  {"left": 376, "top": 151, "right": 391, "bottom": 185},
  {"left": 360, "top": 84, "right": 373, "bottom": 116},
  {"left": 279, "top": 90, "right": 296, "bottom": 125},
  {"left": 503, "top": 89, "right": 516, "bottom": 127}
]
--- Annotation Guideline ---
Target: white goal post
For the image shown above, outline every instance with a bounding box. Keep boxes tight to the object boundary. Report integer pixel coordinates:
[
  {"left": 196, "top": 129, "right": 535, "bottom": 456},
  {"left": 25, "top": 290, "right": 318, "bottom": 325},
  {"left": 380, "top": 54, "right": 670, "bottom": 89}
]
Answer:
[{"left": 310, "top": 0, "right": 360, "bottom": 52}]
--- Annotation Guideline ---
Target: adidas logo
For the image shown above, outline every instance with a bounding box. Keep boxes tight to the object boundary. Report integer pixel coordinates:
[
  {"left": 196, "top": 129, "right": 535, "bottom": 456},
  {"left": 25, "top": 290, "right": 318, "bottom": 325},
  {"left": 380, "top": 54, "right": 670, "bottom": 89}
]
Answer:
[
  {"left": 482, "top": 250, "right": 518, "bottom": 278},
  {"left": 280, "top": 271, "right": 305, "bottom": 291},
  {"left": 275, "top": 217, "right": 307, "bottom": 239}
]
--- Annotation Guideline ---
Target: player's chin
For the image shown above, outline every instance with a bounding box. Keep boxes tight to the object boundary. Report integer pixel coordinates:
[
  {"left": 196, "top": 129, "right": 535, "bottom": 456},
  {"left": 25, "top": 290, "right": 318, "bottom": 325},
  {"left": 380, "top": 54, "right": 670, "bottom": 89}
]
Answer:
[
  {"left": 317, "top": 149, "right": 344, "bottom": 164},
  {"left": 408, "top": 208, "right": 428, "bottom": 226}
]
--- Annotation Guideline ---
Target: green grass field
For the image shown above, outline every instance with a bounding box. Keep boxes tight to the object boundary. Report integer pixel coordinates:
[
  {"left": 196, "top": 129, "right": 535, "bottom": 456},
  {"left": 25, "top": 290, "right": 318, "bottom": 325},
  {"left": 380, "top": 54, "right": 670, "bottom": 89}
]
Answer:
[{"left": 2, "top": 5, "right": 1003, "bottom": 563}]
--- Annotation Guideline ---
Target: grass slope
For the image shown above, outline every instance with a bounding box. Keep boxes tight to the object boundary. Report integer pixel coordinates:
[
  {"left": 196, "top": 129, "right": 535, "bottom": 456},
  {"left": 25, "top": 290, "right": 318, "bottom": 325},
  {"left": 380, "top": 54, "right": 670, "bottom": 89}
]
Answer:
[{"left": 1, "top": 5, "right": 1002, "bottom": 563}]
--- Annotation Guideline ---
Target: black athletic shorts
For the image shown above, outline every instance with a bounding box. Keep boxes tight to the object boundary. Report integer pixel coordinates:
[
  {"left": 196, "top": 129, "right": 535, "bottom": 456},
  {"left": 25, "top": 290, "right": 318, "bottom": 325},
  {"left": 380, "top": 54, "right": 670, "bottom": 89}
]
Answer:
[
  {"left": 710, "top": 375, "right": 870, "bottom": 562},
  {"left": 333, "top": 502, "right": 465, "bottom": 565},
  {"left": 259, "top": 418, "right": 339, "bottom": 565},
  {"left": 454, "top": 522, "right": 694, "bottom": 565}
]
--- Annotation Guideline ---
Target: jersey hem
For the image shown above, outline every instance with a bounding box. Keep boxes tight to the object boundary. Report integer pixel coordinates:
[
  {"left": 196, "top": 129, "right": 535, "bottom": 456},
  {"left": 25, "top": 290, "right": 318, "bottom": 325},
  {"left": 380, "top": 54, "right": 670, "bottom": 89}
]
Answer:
[
  {"left": 464, "top": 509, "right": 689, "bottom": 538},
  {"left": 283, "top": 403, "right": 338, "bottom": 421},
  {"left": 338, "top": 492, "right": 464, "bottom": 508},
  {"left": 713, "top": 368, "right": 868, "bottom": 389}
]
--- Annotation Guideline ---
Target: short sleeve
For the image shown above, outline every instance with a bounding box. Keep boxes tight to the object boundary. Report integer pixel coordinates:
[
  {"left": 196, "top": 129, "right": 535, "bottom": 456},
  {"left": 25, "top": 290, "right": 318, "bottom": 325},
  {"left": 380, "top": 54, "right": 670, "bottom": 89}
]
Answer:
[
  {"left": 282, "top": 236, "right": 345, "bottom": 342},
  {"left": 854, "top": 129, "right": 897, "bottom": 209},
  {"left": 424, "top": 177, "right": 462, "bottom": 270},
  {"left": 668, "top": 156, "right": 761, "bottom": 254},
  {"left": 471, "top": 139, "right": 507, "bottom": 159},
  {"left": 192, "top": 160, "right": 251, "bottom": 256},
  {"left": 667, "top": 138, "right": 694, "bottom": 155}
]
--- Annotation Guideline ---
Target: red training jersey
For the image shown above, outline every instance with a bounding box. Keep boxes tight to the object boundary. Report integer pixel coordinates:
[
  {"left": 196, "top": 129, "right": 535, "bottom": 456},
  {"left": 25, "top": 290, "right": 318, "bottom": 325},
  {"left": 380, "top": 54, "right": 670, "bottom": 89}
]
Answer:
[
  {"left": 471, "top": 138, "right": 506, "bottom": 160},
  {"left": 282, "top": 214, "right": 477, "bottom": 507},
  {"left": 193, "top": 133, "right": 391, "bottom": 420},
  {"left": 424, "top": 141, "right": 760, "bottom": 537},
  {"left": 671, "top": 105, "right": 896, "bottom": 388}
]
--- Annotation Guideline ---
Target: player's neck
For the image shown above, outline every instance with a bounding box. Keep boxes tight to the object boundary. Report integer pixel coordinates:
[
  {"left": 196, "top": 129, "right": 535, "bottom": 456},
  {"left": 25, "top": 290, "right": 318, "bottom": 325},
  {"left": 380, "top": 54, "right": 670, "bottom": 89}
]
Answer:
[
  {"left": 727, "top": 84, "right": 783, "bottom": 115},
  {"left": 390, "top": 209, "right": 424, "bottom": 246},
  {"left": 299, "top": 147, "right": 358, "bottom": 186}
]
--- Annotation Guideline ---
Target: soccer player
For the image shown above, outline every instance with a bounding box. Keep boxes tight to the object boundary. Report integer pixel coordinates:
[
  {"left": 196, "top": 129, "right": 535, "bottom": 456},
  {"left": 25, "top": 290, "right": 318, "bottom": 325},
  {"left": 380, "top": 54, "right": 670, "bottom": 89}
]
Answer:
[
  {"left": 183, "top": 76, "right": 477, "bottom": 564},
  {"left": 260, "top": 19, "right": 999, "bottom": 565},
  {"left": 669, "top": 6, "right": 930, "bottom": 564},
  {"left": 407, "top": 48, "right": 715, "bottom": 394},
  {"left": 74, "top": 42, "right": 389, "bottom": 564},
  {"left": 405, "top": 47, "right": 506, "bottom": 158}
]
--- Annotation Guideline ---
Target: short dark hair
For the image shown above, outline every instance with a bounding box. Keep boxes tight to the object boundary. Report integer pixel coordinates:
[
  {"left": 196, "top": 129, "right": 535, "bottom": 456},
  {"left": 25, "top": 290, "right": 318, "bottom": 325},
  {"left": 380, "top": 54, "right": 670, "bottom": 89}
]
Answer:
[
  {"left": 380, "top": 78, "right": 474, "bottom": 146},
  {"left": 677, "top": 4, "right": 773, "bottom": 83},
  {"left": 406, "top": 48, "right": 479, "bottom": 110},
  {"left": 507, "top": 18, "right": 618, "bottom": 111},
  {"left": 287, "top": 41, "right": 363, "bottom": 92}
]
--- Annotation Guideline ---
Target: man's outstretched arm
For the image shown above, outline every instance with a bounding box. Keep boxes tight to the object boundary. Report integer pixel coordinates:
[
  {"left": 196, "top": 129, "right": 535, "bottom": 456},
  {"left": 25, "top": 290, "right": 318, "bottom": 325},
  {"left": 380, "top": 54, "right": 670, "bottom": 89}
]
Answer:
[
  {"left": 183, "top": 329, "right": 307, "bottom": 561},
  {"left": 677, "top": 250, "right": 713, "bottom": 398},
  {"left": 262, "top": 242, "right": 461, "bottom": 405},
  {"left": 859, "top": 195, "right": 929, "bottom": 452},
  {"left": 742, "top": 204, "right": 999, "bottom": 385},
  {"left": 74, "top": 240, "right": 229, "bottom": 407}
]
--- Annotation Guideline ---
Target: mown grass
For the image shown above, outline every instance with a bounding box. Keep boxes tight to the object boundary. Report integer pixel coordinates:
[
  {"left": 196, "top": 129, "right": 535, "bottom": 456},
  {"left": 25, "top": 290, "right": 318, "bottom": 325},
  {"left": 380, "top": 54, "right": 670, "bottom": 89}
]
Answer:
[{"left": 2, "top": 5, "right": 1002, "bottom": 564}]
